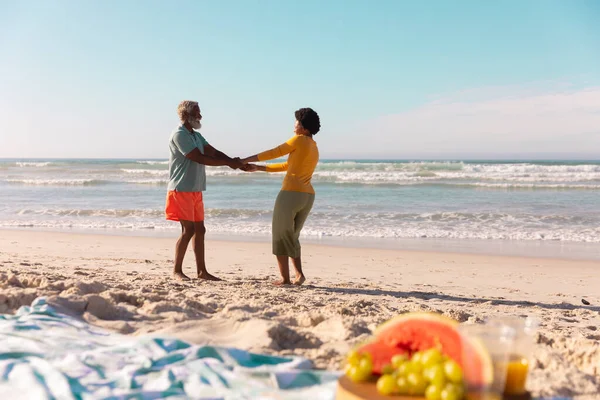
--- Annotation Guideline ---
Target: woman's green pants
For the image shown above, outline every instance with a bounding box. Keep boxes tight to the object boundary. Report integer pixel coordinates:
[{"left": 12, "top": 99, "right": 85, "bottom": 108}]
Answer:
[{"left": 271, "top": 190, "right": 315, "bottom": 258}]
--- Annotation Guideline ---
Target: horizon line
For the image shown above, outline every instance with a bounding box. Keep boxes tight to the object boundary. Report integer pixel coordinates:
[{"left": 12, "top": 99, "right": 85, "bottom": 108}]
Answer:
[{"left": 1, "top": 155, "right": 599, "bottom": 162}]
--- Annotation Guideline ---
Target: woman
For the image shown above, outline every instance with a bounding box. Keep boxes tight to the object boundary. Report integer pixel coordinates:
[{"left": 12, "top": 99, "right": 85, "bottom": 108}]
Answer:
[{"left": 242, "top": 108, "right": 321, "bottom": 286}]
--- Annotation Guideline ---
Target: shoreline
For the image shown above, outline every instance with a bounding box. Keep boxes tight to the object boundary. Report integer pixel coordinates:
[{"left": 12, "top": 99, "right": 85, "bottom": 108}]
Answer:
[
  {"left": 1, "top": 228, "right": 599, "bottom": 301},
  {"left": 2, "top": 226, "right": 600, "bottom": 262}
]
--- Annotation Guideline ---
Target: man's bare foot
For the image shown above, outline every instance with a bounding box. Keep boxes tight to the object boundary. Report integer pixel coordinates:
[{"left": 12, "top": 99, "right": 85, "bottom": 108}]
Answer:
[
  {"left": 292, "top": 275, "right": 306, "bottom": 286},
  {"left": 273, "top": 279, "right": 292, "bottom": 286},
  {"left": 173, "top": 271, "right": 191, "bottom": 281},
  {"left": 197, "top": 272, "right": 222, "bottom": 281}
]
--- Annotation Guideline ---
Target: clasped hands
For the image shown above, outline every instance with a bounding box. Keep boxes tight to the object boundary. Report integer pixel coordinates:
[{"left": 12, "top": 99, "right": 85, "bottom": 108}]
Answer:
[{"left": 227, "top": 157, "right": 258, "bottom": 172}]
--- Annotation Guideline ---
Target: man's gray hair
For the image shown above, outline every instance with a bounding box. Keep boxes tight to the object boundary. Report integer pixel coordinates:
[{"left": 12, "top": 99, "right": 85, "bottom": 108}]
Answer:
[{"left": 177, "top": 100, "right": 199, "bottom": 122}]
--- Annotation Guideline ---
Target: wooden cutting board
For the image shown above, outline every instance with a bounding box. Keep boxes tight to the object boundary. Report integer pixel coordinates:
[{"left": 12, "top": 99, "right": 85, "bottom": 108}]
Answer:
[
  {"left": 335, "top": 375, "right": 531, "bottom": 400},
  {"left": 335, "top": 375, "right": 424, "bottom": 400}
]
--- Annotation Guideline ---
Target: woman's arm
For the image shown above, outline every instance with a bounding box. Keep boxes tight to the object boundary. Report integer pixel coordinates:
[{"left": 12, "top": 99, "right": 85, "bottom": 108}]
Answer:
[
  {"left": 244, "top": 162, "right": 288, "bottom": 173},
  {"left": 242, "top": 136, "right": 298, "bottom": 163}
]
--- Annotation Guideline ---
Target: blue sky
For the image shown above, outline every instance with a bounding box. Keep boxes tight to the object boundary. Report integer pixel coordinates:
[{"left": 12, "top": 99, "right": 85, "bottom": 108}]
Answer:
[{"left": 1, "top": 0, "right": 599, "bottom": 159}]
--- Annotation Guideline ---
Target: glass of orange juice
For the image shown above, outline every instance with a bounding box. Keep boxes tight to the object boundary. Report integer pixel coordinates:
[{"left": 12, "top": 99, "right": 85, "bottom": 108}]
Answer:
[
  {"left": 458, "top": 323, "right": 516, "bottom": 399},
  {"left": 487, "top": 316, "right": 539, "bottom": 396}
]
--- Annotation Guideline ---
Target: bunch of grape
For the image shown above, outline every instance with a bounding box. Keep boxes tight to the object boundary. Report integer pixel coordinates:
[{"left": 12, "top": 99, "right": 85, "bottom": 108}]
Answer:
[{"left": 344, "top": 348, "right": 466, "bottom": 400}]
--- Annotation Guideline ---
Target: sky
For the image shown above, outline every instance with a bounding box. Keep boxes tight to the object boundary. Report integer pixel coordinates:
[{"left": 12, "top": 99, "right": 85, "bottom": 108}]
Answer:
[{"left": 1, "top": 0, "right": 599, "bottom": 160}]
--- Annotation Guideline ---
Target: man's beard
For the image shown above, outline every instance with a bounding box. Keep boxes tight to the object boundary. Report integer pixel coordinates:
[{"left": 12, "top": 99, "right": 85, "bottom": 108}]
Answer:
[{"left": 189, "top": 119, "right": 201, "bottom": 130}]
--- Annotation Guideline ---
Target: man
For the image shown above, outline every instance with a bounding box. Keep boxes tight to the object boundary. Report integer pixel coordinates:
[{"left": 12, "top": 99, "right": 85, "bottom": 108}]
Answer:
[{"left": 165, "top": 100, "right": 243, "bottom": 281}]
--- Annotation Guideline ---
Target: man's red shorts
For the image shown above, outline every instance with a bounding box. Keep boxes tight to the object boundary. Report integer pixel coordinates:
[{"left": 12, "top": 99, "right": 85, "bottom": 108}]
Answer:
[{"left": 165, "top": 191, "right": 204, "bottom": 222}]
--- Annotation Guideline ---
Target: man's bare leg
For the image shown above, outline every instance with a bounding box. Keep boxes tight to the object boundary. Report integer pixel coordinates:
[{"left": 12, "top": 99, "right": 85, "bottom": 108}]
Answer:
[
  {"left": 291, "top": 256, "right": 305, "bottom": 285},
  {"left": 193, "top": 221, "right": 221, "bottom": 281},
  {"left": 274, "top": 255, "right": 292, "bottom": 285},
  {"left": 173, "top": 221, "right": 195, "bottom": 281}
]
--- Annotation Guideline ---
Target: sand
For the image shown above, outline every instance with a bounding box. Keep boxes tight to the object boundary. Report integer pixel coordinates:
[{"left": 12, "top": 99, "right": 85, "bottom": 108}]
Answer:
[{"left": 0, "top": 229, "right": 599, "bottom": 398}]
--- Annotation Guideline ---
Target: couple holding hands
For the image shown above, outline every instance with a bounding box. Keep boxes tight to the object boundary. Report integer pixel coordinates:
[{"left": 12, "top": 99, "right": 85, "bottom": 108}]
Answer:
[{"left": 165, "top": 100, "right": 320, "bottom": 286}]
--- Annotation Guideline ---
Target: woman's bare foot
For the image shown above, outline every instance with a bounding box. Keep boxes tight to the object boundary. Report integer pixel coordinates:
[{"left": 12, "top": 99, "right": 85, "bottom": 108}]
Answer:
[
  {"left": 173, "top": 271, "right": 191, "bottom": 281},
  {"left": 292, "top": 275, "right": 306, "bottom": 286},
  {"left": 197, "top": 272, "right": 222, "bottom": 281},
  {"left": 273, "top": 279, "right": 292, "bottom": 286}
]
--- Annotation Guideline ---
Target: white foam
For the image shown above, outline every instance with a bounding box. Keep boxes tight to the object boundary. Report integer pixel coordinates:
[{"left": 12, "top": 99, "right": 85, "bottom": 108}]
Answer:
[
  {"left": 123, "top": 179, "right": 168, "bottom": 185},
  {"left": 15, "top": 162, "right": 53, "bottom": 167},
  {"left": 3, "top": 209, "right": 599, "bottom": 243},
  {"left": 16, "top": 208, "right": 163, "bottom": 218},
  {"left": 5, "top": 179, "right": 106, "bottom": 186},
  {"left": 121, "top": 169, "right": 168, "bottom": 176},
  {"left": 136, "top": 160, "right": 168, "bottom": 165},
  {"left": 105, "top": 161, "right": 600, "bottom": 187}
]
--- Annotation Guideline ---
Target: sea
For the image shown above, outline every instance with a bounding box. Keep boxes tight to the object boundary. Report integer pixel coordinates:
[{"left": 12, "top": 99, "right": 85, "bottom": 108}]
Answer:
[{"left": 1, "top": 158, "right": 599, "bottom": 260}]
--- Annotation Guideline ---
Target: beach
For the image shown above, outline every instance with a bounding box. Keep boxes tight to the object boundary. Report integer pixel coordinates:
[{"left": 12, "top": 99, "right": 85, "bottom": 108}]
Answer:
[{"left": 1, "top": 229, "right": 599, "bottom": 398}]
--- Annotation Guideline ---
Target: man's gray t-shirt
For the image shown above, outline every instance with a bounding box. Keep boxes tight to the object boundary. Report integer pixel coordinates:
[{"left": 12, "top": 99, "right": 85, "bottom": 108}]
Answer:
[{"left": 167, "top": 125, "right": 209, "bottom": 192}]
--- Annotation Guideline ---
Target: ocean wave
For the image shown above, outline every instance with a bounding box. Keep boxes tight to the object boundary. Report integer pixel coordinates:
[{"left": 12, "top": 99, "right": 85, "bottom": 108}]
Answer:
[
  {"left": 14, "top": 207, "right": 272, "bottom": 219},
  {"left": 2, "top": 218, "right": 598, "bottom": 243},
  {"left": 317, "top": 161, "right": 465, "bottom": 172},
  {"left": 136, "top": 160, "right": 168, "bottom": 165},
  {"left": 5, "top": 174, "right": 599, "bottom": 189},
  {"left": 464, "top": 182, "right": 600, "bottom": 190},
  {"left": 5, "top": 179, "right": 110, "bottom": 186},
  {"left": 5, "top": 208, "right": 599, "bottom": 243},
  {"left": 17, "top": 208, "right": 163, "bottom": 218},
  {"left": 310, "top": 172, "right": 600, "bottom": 188},
  {"left": 297, "top": 226, "right": 600, "bottom": 243},
  {"left": 15, "top": 162, "right": 54, "bottom": 167},
  {"left": 123, "top": 179, "right": 168, "bottom": 185},
  {"left": 121, "top": 169, "right": 168, "bottom": 176},
  {"left": 462, "top": 163, "right": 600, "bottom": 174}
]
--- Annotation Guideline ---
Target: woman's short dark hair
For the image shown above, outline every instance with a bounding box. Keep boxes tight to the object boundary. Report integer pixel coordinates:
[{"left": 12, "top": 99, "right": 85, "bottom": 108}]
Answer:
[{"left": 295, "top": 108, "right": 321, "bottom": 135}]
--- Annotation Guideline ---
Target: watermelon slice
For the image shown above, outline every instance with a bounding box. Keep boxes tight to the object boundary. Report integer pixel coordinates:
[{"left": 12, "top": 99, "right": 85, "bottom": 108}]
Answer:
[{"left": 355, "top": 312, "right": 493, "bottom": 388}]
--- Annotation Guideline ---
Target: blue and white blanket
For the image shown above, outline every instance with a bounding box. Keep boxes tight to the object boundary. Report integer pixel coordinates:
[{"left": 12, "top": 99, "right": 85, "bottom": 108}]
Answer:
[{"left": 0, "top": 298, "right": 340, "bottom": 399}]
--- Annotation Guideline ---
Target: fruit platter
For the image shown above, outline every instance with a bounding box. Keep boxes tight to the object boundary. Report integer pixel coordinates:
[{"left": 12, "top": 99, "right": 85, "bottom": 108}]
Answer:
[{"left": 335, "top": 313, "right": 534, "bottom": 400}]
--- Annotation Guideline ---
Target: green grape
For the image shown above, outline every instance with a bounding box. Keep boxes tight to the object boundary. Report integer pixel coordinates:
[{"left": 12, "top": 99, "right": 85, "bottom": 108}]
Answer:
[
  {"left": 396, "top": 361, "right": 410, "bottom": 377},
  {"left": 411, "top": 351, "right": 424, "bottom": 364},
  {"left": 381, "top": 363, "right": 395, "bottom": 375},
  {"left": 406, "top": 372, "right": 428, "bottom": 396},
  {"left": 406, "top": 360, "right": 423, "bottom": 374},
  {"left": 396, "top": 376, "right": 410, "bottom": 395},
  {"left": 425, "top": 383, "right": 444, "bottom": 400},
  {"left": 358, "top": 357, "right": 373, "bottom": 376},
  {"left": 445, "top": 383, "right": 465, "bottom": 400},
  {"left": 425, "top": 364, "right": 447, "bottom": 386},
  {"left": 346, "top": 350, "right": 361, "bottom": 366},
  {"left": 344, "top": 363, "right": 352, "bottom": 375},
  {"left": 361, "top": 352, "right": 373, "bottom": 363},
  {"left": 391, "top": 354, "right": 408, "bottom": 368},
  {"left": 376, "top": 374, "right": 398, "bottom": 395},
  {"left": 421, "top": 348, "right": 444, "bottom": 367},
  {"left": 440, "top": 387, "right": 459, "bottom": 400},
  {"left": 423, "top": 366, "right": 433, "bottom": 380},
  {"left": 347, "top": 365, "right": 370, "bottom": 383},
  {"left": 443, "top": 360, "right": 463, "bottom": 384}
]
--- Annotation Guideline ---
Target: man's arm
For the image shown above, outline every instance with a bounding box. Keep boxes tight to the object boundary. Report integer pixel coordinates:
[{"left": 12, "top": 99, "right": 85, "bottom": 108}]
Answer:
[
  {"left": 204, "top": 144, "right": 232, "bottom": 161},
  {"left": 186, "top": 148, "right": 241, "bottom": 168},
  {"left": 204, "top": 144, "right": 243, "bottom": 169}
]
